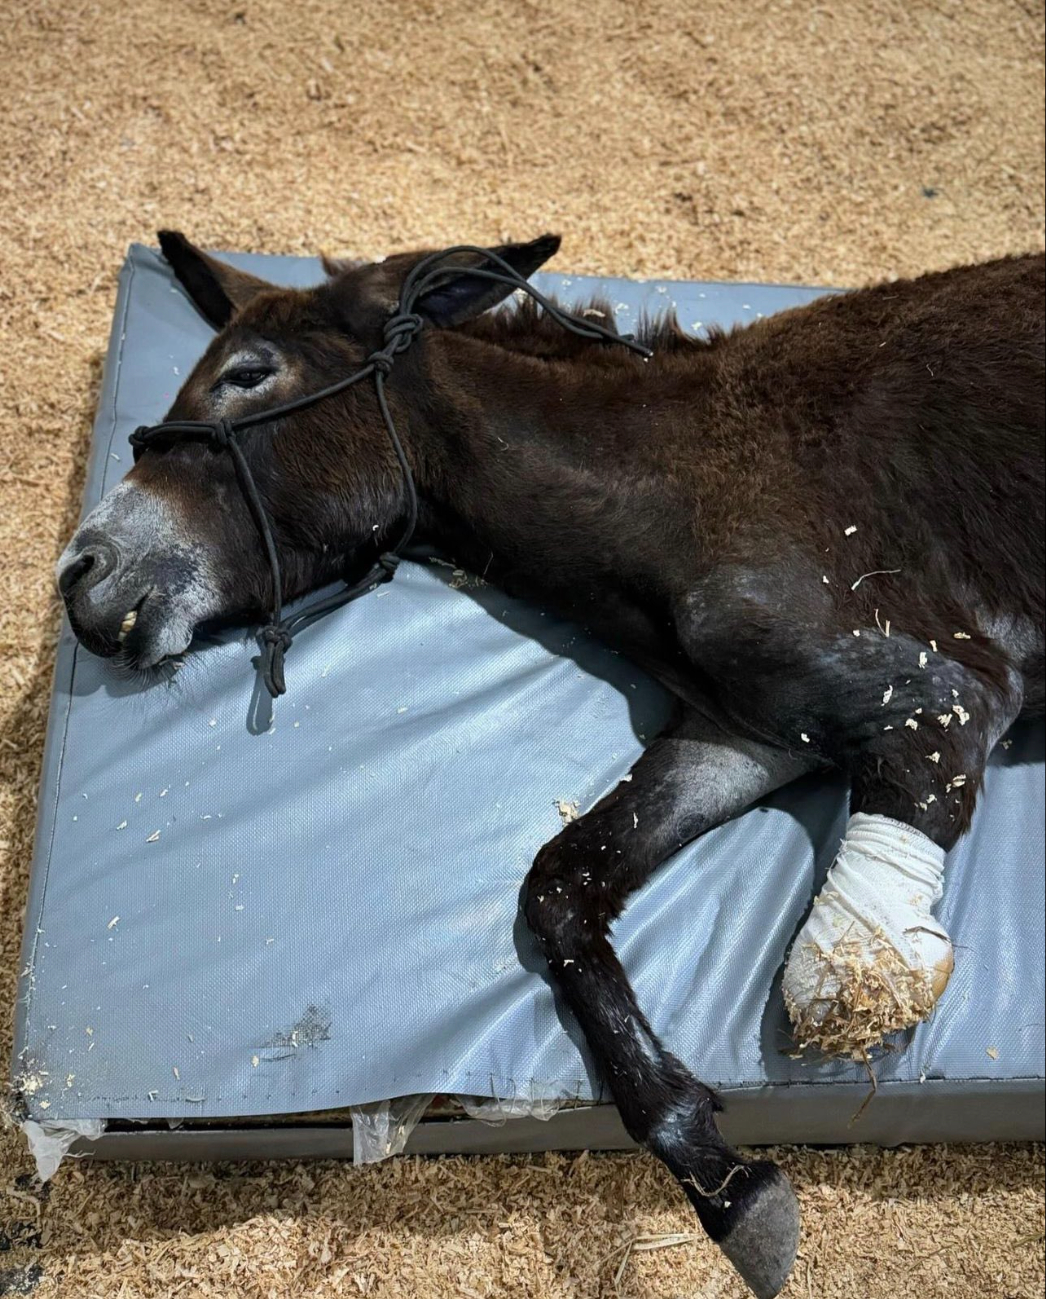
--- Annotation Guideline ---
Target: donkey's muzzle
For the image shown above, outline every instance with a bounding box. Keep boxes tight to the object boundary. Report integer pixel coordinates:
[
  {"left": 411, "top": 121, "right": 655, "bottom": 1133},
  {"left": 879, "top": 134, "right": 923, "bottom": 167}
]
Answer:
[
  {"left": 56, "top": 536, "right": 149, "bottom": 658},
  {"left": 56, "top": 539, "right": 119, "bottom": 600}
]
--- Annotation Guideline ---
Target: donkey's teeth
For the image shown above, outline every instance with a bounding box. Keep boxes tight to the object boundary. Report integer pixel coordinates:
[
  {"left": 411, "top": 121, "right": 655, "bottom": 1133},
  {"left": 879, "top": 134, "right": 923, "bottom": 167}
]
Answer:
[{"left": 118, "top": 610, "right": 138, "bottom": 641}]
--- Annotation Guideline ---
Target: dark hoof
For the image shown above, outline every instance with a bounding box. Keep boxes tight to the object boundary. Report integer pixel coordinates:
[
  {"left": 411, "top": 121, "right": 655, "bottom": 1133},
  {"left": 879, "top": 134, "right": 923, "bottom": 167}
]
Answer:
[
  {"left": 714, "top": 1162, "right": 800, "bottom": 1299},
  {"left": 680, "top": 1157, "right": 800, "bottom": 1298}
]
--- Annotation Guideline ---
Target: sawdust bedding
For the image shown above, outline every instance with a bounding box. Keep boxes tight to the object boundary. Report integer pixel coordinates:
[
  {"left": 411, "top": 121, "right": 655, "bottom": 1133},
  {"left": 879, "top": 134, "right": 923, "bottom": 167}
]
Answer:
[{"left": 1, "top": 0, "right": 1044, "bottom": 1295}]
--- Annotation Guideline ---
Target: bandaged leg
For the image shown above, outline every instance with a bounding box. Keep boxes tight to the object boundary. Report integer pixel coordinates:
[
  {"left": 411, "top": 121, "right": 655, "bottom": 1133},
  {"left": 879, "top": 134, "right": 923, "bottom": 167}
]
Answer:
[{"left": 783, "top": 812, "right": 953, "bottom": 1058}]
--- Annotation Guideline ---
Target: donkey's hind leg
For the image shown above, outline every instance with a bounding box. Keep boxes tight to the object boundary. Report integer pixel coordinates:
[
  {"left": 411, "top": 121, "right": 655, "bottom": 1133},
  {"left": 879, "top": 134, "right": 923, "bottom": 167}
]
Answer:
[
  {"left": 780, "top": 645, "right": 1024, "bottom": 1054},
  {"left": 522, "top": 706, "right": 815, "bottom": 1299}
]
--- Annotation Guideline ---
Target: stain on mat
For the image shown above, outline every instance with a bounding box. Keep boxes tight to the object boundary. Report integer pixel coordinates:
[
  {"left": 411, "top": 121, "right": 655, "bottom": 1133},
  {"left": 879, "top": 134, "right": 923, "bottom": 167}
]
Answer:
[{"left": 261, "top": 1005, "right": 332, "bottom": 1060}]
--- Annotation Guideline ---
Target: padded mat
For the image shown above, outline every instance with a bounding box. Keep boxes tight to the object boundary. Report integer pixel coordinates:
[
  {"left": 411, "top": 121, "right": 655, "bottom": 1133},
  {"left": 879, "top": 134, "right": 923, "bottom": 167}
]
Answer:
[{"left": 13, "top": 245, "right": 1045, "bottom": 1143}]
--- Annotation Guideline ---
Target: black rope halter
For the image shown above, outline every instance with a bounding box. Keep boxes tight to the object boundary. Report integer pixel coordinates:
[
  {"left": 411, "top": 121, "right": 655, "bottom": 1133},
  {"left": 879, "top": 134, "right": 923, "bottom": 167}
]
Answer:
[{"left": 129, "top": 244, "right": 653, "bottom": 699}]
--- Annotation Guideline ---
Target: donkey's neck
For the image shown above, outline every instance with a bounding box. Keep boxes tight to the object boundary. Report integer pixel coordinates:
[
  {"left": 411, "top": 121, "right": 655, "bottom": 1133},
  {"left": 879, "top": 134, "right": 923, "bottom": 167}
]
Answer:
[{"left": 407, "top": 333, "right": 698, "bottom": 649}]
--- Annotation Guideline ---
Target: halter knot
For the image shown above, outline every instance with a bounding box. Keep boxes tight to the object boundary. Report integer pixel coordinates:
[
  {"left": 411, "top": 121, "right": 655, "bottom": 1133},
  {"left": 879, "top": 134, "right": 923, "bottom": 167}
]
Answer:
[
  {"left": 258, "top": 624, "right": 294, "bottom": 698},
  {"left": 383, "top": 312, "right": 424, "bottom": 348},
  {"left": 260, "top": 624, "right": 293, "bottom": 650},
  {"left": 212, "top": 418, "right": 235, "bottom": 448}
]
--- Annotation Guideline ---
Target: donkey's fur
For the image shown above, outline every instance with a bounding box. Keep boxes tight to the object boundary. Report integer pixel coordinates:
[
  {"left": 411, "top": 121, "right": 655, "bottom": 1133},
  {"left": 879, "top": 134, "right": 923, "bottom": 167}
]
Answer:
[{"left": 57, "top": 233, "right": 1045, "bottom": 1298}]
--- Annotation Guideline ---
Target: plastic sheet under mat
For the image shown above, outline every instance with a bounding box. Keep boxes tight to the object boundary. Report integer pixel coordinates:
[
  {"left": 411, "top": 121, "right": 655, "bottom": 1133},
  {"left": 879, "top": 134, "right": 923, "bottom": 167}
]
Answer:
[{"left": 13, "top": 244, "right": 1045, "bottom": 1145}]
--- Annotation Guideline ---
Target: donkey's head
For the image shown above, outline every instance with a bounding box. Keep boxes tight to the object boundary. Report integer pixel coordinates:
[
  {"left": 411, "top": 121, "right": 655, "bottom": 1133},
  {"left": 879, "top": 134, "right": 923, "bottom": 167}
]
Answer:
[{"left": 57, "top": 230, "right": 560, "bottom": 670}]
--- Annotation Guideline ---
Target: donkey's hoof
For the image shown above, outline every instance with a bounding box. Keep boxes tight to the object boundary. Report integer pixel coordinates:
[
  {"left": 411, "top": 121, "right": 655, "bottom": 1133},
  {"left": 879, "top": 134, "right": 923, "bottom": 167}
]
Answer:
[{"left": 713, "top": 1163, "right": 800, "bottom": 1299}]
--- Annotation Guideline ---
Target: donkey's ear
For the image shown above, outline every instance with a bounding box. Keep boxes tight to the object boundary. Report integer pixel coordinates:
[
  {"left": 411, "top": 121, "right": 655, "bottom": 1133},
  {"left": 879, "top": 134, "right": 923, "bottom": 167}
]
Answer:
[
  {"left": 415, "top": 235, "right": 561, "bottom": 328},
  {"left": 158, "top": 231, "right": 276, "bottom": 329}
]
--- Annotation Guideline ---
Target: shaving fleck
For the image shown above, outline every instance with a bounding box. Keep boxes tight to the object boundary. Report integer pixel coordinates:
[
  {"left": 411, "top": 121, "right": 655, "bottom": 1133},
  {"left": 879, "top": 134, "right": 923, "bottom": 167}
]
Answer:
[
  {"left": 556, "top": 799, "right": 580, "bottom": 826},
  {"left": 851, "top": 567, "right": 901, "bottom": 591}
]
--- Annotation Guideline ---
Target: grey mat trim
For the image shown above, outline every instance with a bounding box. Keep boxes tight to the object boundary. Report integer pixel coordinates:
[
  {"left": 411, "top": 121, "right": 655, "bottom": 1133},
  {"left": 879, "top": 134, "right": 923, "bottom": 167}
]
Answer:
[{"left": 73, "top": 1079, "right": 1046, "bottom": 1164}]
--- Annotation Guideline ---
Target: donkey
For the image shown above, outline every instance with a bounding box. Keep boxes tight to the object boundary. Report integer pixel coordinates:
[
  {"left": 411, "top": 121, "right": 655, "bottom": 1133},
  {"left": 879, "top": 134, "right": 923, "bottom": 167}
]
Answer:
[{"left": 56, "top": 232, "right": 1045, "bottom": 1298}]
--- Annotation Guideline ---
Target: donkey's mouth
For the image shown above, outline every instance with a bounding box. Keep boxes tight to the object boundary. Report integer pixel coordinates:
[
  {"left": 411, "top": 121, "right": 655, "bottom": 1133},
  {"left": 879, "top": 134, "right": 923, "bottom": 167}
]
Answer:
[
  {"left": 117, "top": 608, "right": 139, "bottom": 642},
  {"left": 67, "top": 586, "right": 194, "bottom": 676},
  {"left": 107, "top": 589, "right": 153, "bottom": 657},
  {"left": 114, "top": 594, "right": 197, "bottom": 672}
]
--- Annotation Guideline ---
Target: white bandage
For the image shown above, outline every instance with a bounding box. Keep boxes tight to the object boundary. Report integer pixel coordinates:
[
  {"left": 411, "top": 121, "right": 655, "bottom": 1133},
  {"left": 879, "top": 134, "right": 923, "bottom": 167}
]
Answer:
[{"left": 783, "top": 812, "right": 953, "bottom": 1056}]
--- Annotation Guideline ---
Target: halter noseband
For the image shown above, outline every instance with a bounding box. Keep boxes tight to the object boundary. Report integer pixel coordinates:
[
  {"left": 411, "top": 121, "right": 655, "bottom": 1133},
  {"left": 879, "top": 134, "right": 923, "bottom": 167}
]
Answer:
[{"left": 129, "top": 244, "right": 653, "bottom": 699}]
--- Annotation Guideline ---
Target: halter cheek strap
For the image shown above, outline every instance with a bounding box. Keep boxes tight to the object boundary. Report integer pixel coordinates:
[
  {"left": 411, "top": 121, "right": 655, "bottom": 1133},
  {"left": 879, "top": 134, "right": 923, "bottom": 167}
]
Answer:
[{"left": 129, "top": 245, "right": 653, "bottom": 700}]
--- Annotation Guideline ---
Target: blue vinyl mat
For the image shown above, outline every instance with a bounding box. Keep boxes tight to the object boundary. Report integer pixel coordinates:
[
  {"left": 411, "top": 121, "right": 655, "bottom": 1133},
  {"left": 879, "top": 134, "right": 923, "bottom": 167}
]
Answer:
[{"left": 12, "top": 245, "right": 1045, "bottom": 1146}]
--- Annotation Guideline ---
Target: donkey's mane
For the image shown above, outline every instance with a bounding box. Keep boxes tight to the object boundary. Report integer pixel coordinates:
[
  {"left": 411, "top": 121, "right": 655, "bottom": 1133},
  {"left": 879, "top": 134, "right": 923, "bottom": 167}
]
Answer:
[{"left": 460, "top": 293, "right": 725, "bottom": 361}]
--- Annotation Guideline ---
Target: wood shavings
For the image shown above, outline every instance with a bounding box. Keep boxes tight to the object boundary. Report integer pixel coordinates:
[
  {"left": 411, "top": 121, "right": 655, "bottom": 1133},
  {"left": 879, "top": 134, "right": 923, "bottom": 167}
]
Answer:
[
  {"left": 786, "top": 932, "right": 940, "bottom": 1060},
  {"left": 556, "top": 799, "right": 580, "bottom": 826},
  {"left": 851, "top": 567, "right": 901, "bottom": 591},
  {"left": 145, "top": 830, "right": 161, "bottom": 843}
]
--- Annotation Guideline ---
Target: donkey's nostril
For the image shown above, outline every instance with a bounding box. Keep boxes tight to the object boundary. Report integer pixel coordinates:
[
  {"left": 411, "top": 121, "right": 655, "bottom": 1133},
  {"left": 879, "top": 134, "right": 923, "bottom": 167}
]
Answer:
[{"left": 57, "top": 551, "right": 95, "bottom": 597}]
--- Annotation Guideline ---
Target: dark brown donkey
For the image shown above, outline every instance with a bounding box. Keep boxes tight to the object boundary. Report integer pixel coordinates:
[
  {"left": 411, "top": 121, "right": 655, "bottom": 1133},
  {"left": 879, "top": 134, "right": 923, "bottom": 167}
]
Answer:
[{"left": 56, "top": 233, "right": 1045, "bottom": 1297}]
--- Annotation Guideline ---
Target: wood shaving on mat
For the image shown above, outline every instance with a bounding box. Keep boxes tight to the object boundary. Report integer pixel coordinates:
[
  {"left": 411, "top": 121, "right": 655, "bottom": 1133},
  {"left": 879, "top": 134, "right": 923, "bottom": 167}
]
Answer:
[{"left": 0, "top": 1, "right": 1043, "bottom": 1296}]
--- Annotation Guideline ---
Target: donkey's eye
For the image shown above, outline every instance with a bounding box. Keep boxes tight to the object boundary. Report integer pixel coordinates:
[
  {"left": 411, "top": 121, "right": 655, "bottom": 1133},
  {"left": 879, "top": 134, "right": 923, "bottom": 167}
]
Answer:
[{"left": 222, "top": 366, "right": 272, "bottom": 389}]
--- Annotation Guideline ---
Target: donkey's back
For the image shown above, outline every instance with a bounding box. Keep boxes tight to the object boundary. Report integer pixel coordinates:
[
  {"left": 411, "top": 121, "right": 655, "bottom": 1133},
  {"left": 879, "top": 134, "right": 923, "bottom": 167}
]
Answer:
[{"left": 663, "top": 253, "right": 1045, "bottom": 706}]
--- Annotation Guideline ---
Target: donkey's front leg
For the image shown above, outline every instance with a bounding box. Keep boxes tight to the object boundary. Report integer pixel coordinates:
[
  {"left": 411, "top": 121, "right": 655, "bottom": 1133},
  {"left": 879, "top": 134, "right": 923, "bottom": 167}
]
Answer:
[{"left": 523, "top": 709, "right": 815, "bottom": 1299}]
